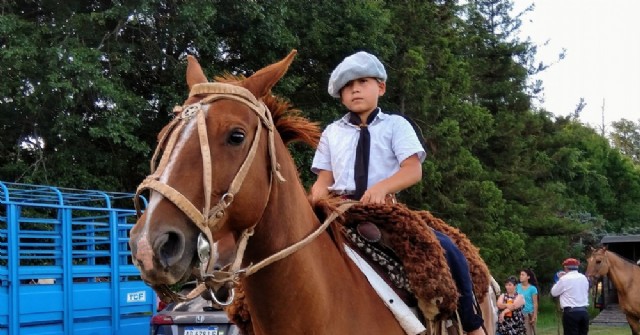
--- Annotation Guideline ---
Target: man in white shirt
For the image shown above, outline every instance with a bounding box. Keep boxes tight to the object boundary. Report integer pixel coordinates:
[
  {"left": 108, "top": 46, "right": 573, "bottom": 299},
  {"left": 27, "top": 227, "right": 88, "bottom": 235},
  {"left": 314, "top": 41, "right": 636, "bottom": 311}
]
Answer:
[{"left": 551, "top": 258, "right": 590, "bottom": 335}]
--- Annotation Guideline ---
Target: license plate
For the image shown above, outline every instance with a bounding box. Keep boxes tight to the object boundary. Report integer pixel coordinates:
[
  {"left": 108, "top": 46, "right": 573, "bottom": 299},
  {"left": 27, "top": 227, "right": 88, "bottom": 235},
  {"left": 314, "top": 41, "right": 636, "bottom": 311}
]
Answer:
[{"left": 184, "top": 326, "right": 218, "bottom": 335}]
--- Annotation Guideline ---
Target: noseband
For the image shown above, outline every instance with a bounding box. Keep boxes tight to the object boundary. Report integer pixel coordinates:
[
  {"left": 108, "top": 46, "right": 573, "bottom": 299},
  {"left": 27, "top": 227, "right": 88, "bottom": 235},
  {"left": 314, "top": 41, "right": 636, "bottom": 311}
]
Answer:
[{"left": 134, "top": 82, "right": 284, "bottom": 302}]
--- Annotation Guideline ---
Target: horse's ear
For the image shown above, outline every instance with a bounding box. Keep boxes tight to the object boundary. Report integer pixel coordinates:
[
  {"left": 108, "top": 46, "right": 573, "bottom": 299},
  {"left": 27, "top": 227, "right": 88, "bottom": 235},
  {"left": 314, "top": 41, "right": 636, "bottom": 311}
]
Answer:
[
  {"left": 186, "top": 55, "right": 209, "bottom": 90},
  {"left": 243, "top": 49, "right": 297, "bottom": 99}
]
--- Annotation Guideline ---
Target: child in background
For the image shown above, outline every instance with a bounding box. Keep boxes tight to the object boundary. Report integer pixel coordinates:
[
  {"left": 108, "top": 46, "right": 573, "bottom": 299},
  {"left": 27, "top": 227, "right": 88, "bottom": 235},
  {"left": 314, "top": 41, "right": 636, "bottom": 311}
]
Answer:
[{"left": 517, "top": 269, "right": 539, "bottom": 335}]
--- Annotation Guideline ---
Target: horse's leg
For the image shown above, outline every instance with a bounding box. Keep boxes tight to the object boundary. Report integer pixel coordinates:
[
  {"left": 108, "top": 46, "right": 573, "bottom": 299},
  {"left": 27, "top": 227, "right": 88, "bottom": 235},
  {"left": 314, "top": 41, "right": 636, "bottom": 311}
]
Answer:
[
  {"left": 470, "top": 277, "right": 498, "bottom": 335},
  {"left": 479, "top": 291, "right": 496, "bottom": 335},
  {"left": 626, "top": 314, "right": 640, "bottom": 335}
]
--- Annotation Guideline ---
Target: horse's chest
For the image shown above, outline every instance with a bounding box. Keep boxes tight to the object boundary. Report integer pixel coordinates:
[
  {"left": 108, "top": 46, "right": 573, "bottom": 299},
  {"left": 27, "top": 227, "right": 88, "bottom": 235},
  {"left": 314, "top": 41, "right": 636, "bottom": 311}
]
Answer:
[{"left": 618, "top": 296, "right": 640, "bottom": 318}]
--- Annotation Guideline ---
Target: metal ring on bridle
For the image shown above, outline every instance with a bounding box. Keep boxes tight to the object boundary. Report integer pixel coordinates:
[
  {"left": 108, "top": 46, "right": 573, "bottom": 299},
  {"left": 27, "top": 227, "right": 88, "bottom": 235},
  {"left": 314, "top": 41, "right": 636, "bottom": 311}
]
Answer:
[
  {"left": 220, "top": 193, "right": 234, "bottom": 207},
  {"left": 210, "top": 287, "right": 235, "bottom": 306}
]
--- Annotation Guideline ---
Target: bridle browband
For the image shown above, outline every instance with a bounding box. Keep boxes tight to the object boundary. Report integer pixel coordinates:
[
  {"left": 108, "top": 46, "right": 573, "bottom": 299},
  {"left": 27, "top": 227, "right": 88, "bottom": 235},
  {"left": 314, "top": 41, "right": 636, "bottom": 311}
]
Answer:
[{"left": 133, "top": 82, "right": 355, "bottom": 304}]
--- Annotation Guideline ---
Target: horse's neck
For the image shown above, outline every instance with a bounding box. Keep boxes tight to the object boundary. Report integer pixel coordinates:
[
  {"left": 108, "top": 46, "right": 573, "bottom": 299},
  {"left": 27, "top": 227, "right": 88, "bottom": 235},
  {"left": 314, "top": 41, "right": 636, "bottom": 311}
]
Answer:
[
  {"left": 240, "top": 183, "right": 365, "bottom": 329},
  {"left": 606, "top": 251, "right": 636, "bottom": 294},
  {"left": 242, "top": 179, "right": 322, "bottom": 264},
  {"left": 235, "top": 154, "right": 405, "bottom": 334}
]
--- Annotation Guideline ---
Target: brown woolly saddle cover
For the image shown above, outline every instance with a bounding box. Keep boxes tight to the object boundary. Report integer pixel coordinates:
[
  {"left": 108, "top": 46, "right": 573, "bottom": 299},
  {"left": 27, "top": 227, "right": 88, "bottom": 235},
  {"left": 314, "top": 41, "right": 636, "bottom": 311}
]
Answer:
[
  {"left": 338, "top": 202, "right": 490, "bottom": 320},
  {"left": 226, "top": 201, "right": 490, "bottom": 334}
]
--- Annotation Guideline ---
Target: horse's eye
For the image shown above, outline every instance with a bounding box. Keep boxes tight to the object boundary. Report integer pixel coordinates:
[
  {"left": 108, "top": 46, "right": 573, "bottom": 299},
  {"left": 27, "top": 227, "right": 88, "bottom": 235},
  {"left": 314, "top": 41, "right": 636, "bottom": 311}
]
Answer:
[{"left": 228, "top": 130, "right": 245, "bottom": 145}]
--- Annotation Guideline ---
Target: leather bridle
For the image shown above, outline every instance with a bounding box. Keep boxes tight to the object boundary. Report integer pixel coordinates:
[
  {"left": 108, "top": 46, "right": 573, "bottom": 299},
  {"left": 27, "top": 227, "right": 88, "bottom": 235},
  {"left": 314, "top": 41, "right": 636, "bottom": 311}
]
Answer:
[
  {"left": 133, "top": 82, "right": 354, "bottom": 304},
  {"left": 134, "top": 82, "right": 284, "bottom": 303}
]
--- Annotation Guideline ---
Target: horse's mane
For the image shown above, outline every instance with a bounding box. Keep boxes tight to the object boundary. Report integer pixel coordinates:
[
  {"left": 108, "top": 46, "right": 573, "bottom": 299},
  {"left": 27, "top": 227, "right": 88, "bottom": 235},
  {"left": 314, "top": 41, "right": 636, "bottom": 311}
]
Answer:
[
  {"left": 596, "top": 247, "right": 639, "bottom": 266},
  {"left": 215, "top": 74, "right": 321, "bottom": 148}
]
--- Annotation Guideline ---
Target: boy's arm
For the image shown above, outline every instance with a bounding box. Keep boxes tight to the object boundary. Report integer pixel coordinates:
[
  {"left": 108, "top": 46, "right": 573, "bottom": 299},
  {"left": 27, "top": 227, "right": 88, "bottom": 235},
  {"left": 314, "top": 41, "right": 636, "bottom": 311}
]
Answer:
[
  {"left": 310, "top": 170, "right": 335, "bottom": 202},
  {"left": 361, "top": 154, "right": 422, "bottom": 204}
]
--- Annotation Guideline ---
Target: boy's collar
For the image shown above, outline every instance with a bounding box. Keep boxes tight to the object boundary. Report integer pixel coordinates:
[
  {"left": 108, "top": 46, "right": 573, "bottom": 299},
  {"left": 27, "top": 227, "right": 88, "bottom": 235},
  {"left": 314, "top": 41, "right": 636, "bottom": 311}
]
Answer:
[{"left": 341, "top": 107, "right": 386, "bottom": 125}]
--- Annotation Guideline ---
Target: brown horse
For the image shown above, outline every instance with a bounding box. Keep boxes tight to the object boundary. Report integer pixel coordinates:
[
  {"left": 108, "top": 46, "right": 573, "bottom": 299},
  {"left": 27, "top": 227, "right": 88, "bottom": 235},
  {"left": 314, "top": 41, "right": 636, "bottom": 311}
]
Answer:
[
  {"left": 586, "top": 247, "right": 640, "bottom": 335},
  {"left": 128, "top": 50, "right": 496, "bottom": 334}
]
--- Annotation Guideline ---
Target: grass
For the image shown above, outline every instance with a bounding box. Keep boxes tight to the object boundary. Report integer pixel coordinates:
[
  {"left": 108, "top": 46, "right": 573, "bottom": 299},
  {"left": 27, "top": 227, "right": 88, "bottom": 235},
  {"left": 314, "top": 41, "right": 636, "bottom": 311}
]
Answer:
[
  {"left": 533, "top": 295, "right": 631, "bottom": 335},
  {"left": 537, "top": 324, "right": 630, "bottom": 335}
]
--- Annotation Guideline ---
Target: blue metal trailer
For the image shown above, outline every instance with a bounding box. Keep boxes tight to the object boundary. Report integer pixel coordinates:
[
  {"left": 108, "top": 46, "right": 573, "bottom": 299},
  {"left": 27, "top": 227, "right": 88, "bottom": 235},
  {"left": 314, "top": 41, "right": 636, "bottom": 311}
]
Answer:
[{"left": 0, "top": 181, "right": 154, "bottom": 335}]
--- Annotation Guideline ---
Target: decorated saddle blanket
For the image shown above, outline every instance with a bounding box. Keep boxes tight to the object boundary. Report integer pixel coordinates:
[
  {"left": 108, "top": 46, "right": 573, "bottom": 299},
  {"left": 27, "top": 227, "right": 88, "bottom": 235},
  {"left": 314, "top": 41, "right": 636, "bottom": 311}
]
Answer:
[{"left": 327, "top": 201, "right": 491, "bottom": 322}]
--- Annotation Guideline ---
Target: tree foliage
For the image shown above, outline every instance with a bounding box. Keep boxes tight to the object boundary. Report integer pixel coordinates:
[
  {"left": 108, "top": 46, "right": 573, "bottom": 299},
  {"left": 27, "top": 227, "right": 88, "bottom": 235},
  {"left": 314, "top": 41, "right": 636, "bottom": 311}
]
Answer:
[
  {"left": 1, "top": 0, "right": 639, "bottom": 287},
  {"left": 610, "top": 118, "right": 640, "bottom": 165}
]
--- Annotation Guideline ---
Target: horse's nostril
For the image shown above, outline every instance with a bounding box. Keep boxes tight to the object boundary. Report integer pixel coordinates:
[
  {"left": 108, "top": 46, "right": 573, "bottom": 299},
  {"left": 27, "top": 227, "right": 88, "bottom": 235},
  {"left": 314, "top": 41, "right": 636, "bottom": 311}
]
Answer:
[{"left": 153, "top": 230, "right": 185, "bottom": 269}]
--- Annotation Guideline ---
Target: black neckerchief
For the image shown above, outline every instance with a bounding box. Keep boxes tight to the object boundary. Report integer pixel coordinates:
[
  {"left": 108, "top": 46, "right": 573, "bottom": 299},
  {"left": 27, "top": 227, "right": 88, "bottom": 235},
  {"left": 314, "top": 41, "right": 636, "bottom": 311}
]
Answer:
[{"left": 348, "top": 108, "right": 379, "bottom": 200}]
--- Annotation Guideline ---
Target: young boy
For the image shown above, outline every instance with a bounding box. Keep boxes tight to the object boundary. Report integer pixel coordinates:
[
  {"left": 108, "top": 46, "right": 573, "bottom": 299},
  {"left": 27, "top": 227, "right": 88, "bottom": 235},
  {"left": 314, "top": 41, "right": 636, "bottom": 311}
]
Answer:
[
  {"left": 311, "top": 51, "right": 486, "bottom": 335},
  {"left": 311, "top": 51, "right": 424, "bottom": 204}
]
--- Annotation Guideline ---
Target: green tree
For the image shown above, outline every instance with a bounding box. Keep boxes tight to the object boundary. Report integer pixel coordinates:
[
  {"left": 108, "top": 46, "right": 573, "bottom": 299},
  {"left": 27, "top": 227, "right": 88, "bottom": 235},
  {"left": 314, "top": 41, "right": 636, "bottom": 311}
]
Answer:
[
  {"left": 0, "top": 1, "right": 152, "bottom": 189},
  {"left": 458, "top": 0, "right": 597, "bottom": 279},
  {"left": 610, "top": 118, "right": 640, "bottom": 164},
  {"left": 383, "top": 1, "right": 502, "bottom": 245},
  {"left": 2, "top": 0, "right": 639, "bottom": 289}
]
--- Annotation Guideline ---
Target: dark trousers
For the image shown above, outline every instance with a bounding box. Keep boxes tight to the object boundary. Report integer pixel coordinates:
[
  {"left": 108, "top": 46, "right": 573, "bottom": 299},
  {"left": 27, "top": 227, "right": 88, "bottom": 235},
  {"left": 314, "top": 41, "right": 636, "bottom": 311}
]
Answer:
[
  {"left": 562, "top": 309, "right": 589, "bottom": 335},
  {"left": 434, "top": 230, "right": 484, "bottom": 332}
]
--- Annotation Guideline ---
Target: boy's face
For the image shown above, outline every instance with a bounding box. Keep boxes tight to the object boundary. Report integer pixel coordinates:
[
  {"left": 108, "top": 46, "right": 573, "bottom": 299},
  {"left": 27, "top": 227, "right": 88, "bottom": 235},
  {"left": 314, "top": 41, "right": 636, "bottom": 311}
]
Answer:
[{"left": 339, "top": 77, "right": 386, "bottom": 114}]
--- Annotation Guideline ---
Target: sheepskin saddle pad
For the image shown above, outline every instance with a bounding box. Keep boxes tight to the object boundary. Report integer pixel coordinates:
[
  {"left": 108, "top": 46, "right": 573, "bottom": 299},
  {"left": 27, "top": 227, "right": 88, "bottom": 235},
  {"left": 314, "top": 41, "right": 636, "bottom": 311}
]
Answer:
[{"left": 339, "top": 202, "right": 491, "bottom": 321}]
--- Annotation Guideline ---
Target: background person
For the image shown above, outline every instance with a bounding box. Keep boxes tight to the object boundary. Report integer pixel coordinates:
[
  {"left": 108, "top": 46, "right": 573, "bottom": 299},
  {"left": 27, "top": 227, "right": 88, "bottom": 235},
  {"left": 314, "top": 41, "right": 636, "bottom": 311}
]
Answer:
[
  {"left": 496, "top": 276, "right": 526, "bottom": 335},
  {"left": 550, "top": 258, "right": 589, "bottom": 335},
  {"left": 516, "top": 269, "right": 539, "bottom": 335}
]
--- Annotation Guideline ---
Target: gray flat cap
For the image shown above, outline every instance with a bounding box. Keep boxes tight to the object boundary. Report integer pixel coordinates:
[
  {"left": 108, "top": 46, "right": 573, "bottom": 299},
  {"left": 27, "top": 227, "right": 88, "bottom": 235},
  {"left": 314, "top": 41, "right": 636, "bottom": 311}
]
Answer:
[{"left": 327, "top": 51, "right": 387, "bottom": 98}]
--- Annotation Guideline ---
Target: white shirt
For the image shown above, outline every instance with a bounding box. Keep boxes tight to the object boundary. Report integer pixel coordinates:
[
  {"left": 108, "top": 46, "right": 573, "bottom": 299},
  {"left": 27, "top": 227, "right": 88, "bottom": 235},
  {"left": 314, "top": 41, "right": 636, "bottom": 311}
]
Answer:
[
  {"left": 311, "top": 110, "right": 426, "bottom": 192},
  {"left": 550, "top": 270, "right": 589, "bottom": 308}
]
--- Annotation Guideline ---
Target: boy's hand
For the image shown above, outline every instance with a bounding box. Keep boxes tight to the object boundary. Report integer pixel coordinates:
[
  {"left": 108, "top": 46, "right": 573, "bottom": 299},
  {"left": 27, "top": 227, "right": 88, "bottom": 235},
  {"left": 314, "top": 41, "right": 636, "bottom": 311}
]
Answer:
[
  {"left": 360, "top": 186, "right": 388, "bottom": 204},
  {"left": 310, "top": 170, "right": 334, "bottom": 202},
  {"left": 361, "top": 154, "right": 422, "bottom": 204}
]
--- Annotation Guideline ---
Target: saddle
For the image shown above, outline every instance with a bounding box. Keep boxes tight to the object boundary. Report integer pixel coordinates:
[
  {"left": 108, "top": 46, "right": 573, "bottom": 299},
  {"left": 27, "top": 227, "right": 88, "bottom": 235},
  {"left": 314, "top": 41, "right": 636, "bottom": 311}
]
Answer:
[
  {"left": 328, "top": 201, "right": 491, "bottom": 322},
  {"left": 340, "top": 202, "right": 458, "bottom": 321}
]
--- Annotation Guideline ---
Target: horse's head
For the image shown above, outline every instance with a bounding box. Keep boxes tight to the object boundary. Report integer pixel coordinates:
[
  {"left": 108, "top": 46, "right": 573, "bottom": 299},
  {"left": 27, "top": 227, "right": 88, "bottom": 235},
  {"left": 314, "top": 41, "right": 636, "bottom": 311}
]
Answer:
[
  {"left": 128, "top": 50, "right": 298, "bottom": 286},
  {"left": 586, "top": 246, "right": 609, "bottom": 284}
]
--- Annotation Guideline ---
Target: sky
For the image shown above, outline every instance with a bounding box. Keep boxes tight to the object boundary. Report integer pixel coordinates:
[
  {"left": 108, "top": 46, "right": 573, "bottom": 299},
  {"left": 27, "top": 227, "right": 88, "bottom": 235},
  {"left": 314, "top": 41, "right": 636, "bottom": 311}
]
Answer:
[{"left": 513, "top": 0, "right": 640, "bottom": 129}]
